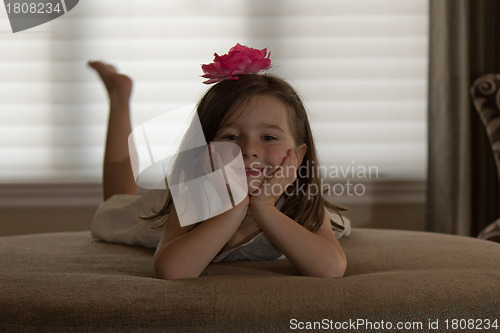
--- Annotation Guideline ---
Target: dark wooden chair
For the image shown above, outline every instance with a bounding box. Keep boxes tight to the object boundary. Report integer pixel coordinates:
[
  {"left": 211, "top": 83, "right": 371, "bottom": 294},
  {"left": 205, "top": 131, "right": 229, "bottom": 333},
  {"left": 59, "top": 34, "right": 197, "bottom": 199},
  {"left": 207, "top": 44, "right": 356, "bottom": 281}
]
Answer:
[{"left": 470, "top": 74, "right": 500, "bottom": 242}]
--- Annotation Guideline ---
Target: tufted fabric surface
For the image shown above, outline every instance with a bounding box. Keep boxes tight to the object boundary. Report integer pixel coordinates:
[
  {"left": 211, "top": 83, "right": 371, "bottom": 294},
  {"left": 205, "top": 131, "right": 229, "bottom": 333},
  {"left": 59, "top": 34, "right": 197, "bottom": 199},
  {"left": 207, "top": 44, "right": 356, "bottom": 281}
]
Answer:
[{"left": 0, "top": 229, "right": 499, "bottom": 332}]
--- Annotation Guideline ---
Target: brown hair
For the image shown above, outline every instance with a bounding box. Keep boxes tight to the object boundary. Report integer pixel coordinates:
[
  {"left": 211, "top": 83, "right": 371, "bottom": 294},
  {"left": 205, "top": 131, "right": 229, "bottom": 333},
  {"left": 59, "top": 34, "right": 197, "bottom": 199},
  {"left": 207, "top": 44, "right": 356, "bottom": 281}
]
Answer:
[{"left": 144, "top": 74, "right": 344, "bottom": 232}]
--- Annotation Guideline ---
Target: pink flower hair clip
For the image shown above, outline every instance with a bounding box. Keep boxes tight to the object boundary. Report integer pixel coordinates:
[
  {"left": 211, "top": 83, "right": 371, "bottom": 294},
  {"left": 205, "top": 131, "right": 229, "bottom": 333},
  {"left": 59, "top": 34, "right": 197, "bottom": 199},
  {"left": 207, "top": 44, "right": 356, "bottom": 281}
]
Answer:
[{"left": 201, "top": 43, "right": 271, "bottom": 84}]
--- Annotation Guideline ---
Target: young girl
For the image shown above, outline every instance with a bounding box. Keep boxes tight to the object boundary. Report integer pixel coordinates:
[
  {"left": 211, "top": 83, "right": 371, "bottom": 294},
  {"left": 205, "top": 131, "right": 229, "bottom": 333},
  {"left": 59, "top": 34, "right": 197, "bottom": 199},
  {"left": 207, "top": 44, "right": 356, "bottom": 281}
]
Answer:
[{"left": 89, "top": 44, "right": 350, "bottom": 280}]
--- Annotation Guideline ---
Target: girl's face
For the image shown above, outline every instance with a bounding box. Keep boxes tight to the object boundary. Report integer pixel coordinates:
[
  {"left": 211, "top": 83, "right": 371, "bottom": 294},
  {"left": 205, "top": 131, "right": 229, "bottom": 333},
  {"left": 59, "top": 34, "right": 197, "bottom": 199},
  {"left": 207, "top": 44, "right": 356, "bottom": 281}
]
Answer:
[{"left": 213, "top": 94, "right": 307, "bottom": 193}]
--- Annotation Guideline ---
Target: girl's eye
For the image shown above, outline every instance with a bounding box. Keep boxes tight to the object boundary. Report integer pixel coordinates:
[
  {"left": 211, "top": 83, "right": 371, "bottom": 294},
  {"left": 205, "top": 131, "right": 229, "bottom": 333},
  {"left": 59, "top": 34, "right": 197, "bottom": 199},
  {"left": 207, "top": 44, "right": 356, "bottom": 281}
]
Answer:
[
  {"left": 262, "top": 135, "right": 277, "bottom": 141},
  {"left": 223, "top": 135, "right": 238, "bottom": 140}
]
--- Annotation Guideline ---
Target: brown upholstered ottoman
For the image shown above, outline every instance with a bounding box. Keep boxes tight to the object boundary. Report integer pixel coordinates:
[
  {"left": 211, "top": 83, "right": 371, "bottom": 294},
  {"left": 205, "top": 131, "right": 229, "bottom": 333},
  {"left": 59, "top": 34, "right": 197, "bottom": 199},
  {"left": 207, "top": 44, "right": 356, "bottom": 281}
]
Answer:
[{"left": 0, "top": 229, "right": 499, "bottom": 332}]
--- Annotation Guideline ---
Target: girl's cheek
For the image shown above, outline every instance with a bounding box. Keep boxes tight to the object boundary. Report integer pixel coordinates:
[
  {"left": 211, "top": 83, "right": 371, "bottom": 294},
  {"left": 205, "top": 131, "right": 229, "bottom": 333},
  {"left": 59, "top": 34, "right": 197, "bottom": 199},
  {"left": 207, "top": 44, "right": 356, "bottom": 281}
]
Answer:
[{"left": 265, "top": 145, "right": 288, "bottom": 166}]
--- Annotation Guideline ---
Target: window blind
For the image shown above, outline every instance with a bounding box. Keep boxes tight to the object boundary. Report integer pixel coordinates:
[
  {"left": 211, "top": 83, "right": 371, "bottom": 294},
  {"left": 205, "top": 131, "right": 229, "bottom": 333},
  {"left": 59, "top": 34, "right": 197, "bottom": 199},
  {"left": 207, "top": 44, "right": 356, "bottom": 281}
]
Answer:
[{"left": 0, "top": 0, "right": 428, "bottom": 183}]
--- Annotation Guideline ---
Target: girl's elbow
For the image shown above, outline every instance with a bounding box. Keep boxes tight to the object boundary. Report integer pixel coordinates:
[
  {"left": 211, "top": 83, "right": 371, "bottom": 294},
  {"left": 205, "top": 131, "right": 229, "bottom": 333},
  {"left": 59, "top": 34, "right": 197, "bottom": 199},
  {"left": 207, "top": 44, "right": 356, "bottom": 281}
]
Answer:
[
  {"left": 331, "top": 259, "right": 347, "bottom": 278},
  {"left": 155, "top": 264, "right": 176, "bottom": 280},
  {"left": 316, "top": 264, "right": 345, "bottom": 278},
  {"left": 333, "top": 253, "right": 347, "bottom": 278},
  {"left": 154, "top": 253, "right": 203, "bottom": 280},
  {"left": 316, "top": 256, "right": 347, "bottom": 278},
  {"left": 155, "top": 262, "right": 200, "bottom": 280}
]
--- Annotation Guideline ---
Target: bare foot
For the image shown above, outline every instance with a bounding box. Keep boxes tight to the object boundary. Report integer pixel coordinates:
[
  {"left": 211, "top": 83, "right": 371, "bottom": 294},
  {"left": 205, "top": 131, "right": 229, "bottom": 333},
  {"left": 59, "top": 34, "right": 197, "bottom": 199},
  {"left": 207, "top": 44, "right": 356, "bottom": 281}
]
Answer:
[{"left": 88, "top": 61, "right": 133, "bottom": 100}]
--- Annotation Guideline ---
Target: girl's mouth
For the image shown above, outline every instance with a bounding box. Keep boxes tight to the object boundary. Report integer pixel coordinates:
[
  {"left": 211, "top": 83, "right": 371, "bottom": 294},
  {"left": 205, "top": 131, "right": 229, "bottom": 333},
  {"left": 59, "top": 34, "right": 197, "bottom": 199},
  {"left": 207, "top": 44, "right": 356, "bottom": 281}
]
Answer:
[{"left": 245, "top": 168, "right": 263, "bottom": 177}]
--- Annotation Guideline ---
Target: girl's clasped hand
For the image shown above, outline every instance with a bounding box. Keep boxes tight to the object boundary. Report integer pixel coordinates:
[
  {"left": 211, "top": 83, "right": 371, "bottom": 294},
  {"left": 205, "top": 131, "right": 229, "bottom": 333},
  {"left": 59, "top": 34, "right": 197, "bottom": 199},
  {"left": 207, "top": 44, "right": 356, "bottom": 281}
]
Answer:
[{"left": 248, "top": 148, "right": 301, "bottom": 207}]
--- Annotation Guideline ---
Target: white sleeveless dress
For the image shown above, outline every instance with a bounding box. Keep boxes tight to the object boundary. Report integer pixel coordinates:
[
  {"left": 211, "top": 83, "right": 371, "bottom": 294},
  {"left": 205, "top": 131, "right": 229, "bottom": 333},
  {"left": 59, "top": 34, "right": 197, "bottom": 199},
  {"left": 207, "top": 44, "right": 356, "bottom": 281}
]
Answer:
[{"left": 91, "top": 190, "right": 351, "bottom": 262}]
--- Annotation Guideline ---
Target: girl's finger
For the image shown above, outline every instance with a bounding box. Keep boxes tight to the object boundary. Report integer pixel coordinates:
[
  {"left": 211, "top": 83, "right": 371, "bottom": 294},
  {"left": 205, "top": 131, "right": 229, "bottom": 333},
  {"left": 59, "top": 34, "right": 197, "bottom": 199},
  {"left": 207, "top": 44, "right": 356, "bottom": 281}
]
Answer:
[
  {"left": 281, "top": 149, "right": 298, "bottom": 174},
  {"left": 262, "top": 149, "right": 299, "bottom": 186},
  {"left": 280, "top": 149, "right": 291, "bottom": 166},
  {"left": 282, "top": 148, "right": 298, "bottom": 166}
]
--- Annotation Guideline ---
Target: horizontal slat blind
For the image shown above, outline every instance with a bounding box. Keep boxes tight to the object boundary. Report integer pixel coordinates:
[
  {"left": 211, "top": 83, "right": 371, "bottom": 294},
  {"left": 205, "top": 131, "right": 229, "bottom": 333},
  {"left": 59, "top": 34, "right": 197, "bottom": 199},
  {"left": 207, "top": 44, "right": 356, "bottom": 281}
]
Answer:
[{"left": 0, "top": 0, "right": 428, "bottom": 183}]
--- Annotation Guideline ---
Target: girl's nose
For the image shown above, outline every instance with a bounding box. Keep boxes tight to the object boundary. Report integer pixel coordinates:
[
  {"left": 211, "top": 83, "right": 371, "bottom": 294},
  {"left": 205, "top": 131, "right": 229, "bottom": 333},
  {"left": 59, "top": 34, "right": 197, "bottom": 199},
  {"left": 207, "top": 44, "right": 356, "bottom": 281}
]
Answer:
[{"left": 240, "top": 139, "right": 258, "bottom": 158}]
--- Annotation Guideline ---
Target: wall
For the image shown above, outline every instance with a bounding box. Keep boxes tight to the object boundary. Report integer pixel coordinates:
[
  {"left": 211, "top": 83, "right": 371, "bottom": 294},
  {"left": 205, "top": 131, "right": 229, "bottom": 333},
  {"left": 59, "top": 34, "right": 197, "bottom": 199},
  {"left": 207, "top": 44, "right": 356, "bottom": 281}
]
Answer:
[{"left": 0, "top": 180, "right": 426, "bottom": 236}]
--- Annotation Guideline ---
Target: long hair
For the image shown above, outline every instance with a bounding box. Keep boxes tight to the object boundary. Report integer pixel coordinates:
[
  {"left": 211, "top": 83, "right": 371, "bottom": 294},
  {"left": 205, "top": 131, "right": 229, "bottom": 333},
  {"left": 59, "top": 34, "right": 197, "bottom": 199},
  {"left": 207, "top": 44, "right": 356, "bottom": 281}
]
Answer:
[{"left": 144, "top": 74, "right": 344, "bottom": 232}]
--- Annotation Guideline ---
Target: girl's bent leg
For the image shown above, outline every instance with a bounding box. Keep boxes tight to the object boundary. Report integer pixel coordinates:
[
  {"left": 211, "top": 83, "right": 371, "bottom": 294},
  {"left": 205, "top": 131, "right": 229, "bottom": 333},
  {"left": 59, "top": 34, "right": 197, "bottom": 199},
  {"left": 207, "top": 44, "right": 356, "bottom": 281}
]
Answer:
[{"left": 88, "top": 61, "right": 138, "bottom": 200}]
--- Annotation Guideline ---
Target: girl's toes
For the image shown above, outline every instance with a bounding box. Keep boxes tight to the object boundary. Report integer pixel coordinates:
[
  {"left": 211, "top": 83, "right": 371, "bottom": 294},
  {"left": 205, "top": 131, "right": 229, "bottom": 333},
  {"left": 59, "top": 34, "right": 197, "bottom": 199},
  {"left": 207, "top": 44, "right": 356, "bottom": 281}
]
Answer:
[
  {"left": 88, "top": 61, "right": 117, "bottom": 75},
  {"left": 88, "top": 60, "right": 132, "bottom": 97}
]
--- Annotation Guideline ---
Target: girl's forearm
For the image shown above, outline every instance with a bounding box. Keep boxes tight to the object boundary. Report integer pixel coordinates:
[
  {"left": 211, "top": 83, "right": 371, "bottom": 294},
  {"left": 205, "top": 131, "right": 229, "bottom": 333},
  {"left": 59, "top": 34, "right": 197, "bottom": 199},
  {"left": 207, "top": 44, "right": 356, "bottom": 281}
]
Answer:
[
  {"left": 154, "top": 198, "right": 249, "bottom": 280},
  {"left": 251, "top": 204, "right": 346, "bottom": 278}
]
